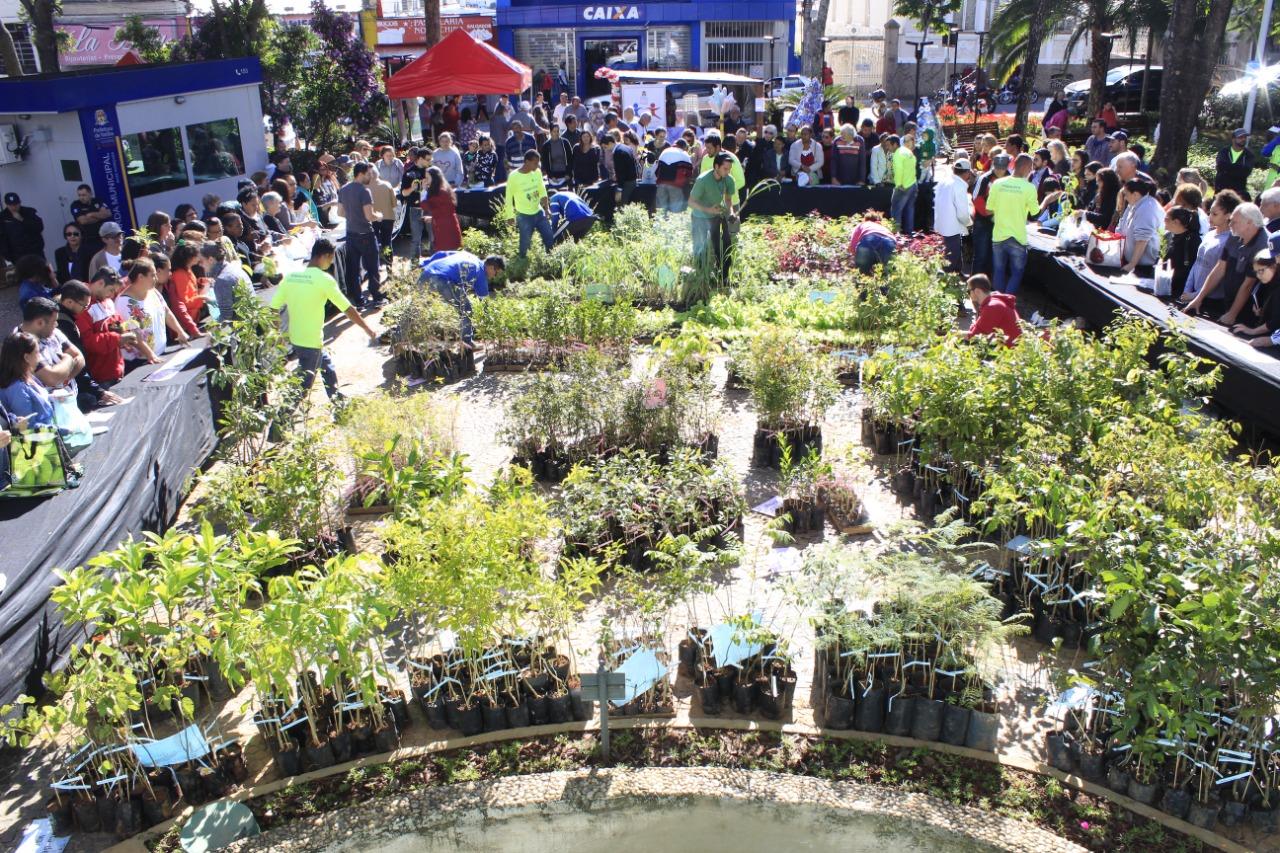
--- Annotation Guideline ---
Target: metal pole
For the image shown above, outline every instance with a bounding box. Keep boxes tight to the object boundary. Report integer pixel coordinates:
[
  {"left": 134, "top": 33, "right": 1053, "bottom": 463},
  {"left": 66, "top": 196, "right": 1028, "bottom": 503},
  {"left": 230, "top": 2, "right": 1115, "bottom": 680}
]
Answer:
[
  {"left": 597, "top": 662, "right": 610, "bottom": 763},
  {"left": 1246, "top": 0, "right": 1275, "bottom": 133}
]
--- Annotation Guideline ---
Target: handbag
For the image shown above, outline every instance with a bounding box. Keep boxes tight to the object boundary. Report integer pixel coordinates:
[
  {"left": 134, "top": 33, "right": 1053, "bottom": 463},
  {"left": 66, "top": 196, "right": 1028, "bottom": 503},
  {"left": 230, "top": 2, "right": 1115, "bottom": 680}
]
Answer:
[
  {"left": 1086, "top": 230, "right": 1125, "bottom": 269},
  {"left": 0, "top": 427, "right": 81, "bottom": 499}
]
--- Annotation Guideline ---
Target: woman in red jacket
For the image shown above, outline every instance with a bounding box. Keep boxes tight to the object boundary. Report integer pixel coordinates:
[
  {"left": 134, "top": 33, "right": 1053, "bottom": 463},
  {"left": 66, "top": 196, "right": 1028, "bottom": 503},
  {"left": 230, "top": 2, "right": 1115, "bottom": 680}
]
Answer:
[
  {"left": 152, "top": 252, "right": 200, "bottom": 338},
  {"left": 422, "top": 166, "right": 463, "bottom": 252}
]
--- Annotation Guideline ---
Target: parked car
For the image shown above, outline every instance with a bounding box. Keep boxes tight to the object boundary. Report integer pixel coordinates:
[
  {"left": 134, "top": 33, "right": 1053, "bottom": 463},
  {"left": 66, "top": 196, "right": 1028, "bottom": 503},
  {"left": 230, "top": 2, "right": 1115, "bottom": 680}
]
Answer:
[
  {"left": 768, "top": 75, "right": 810, "bottom": 97},
  {"left": 1064, "top": 65, "right": 1163, "bottom": 115}
]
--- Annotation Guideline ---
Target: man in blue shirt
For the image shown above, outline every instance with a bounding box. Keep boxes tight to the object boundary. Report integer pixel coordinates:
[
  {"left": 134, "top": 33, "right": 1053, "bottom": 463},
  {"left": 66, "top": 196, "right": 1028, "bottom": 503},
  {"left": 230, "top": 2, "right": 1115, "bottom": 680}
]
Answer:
[
  {"left": 419, "top": 251, "right": 505, "bottom": 346},
  {"left": 549, "top": 191, "right": 597, "bottom": 241}
]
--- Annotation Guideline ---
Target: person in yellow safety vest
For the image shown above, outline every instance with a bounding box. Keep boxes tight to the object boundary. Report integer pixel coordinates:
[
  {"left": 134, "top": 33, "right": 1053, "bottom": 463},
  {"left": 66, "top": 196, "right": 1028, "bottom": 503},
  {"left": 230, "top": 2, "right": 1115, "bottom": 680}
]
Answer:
[{"left": 1263, "top": 125, "right": 1280, "bottom": 187}]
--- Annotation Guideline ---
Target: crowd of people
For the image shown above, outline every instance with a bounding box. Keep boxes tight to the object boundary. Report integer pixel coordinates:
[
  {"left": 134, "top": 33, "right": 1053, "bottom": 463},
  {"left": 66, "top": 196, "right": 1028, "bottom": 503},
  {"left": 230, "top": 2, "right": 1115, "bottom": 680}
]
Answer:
[
  {"left": 7, "top": 84, "right": 1280, "bottom": 454},
  {"left": 927, "top": 117, "right": 1280, "bottom": 352}
]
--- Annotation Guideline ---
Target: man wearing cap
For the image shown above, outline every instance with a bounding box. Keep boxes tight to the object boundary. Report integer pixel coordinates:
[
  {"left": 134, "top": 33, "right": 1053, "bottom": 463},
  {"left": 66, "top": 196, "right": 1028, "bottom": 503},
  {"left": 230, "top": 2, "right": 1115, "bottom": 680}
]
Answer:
[
  {"left": 1106, "top": 131, "right": 1130, "bottom": 167},
  {"left": 1084, "top": 120, "right": 1111, "bottom": 166},
  {"left": 1216, "top": 129, "right": 1257, "bottom": 197},
  {"left": 934, "top": 159, "right": 975, "bottom": 273},
  {"left": 70, "top": 184, "right": 112, "bottom": 256},
  {"left": 87, "top": 221, "right": 125, "bottom": 278},
  {"left": 0, "top": 192, "right": 44, "bottom": 264}
]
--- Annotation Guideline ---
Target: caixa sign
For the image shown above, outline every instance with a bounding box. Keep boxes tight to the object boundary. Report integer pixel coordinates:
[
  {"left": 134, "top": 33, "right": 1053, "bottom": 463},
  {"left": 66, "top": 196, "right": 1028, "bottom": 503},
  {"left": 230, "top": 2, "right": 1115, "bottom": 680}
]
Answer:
[{"left": 581, "top": 5, "right": 644, "bottom": 21}]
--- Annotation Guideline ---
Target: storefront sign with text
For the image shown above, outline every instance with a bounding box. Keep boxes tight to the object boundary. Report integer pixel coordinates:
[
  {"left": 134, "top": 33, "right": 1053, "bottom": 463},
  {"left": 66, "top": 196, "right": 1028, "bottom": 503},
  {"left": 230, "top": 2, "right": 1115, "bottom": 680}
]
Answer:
[
  {"left": 58, "top": 19, "right": 185, "bottom": 67},
  {"left": 581, "top": 5, "right": 644, "bottom": 21}
]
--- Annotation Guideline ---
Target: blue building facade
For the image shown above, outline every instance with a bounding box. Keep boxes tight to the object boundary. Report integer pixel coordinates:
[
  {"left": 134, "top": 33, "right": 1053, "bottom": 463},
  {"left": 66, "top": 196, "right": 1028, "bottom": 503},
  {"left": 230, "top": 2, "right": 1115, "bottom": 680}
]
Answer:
[{"left": 496, "top": 0, "right": 798, "bottom": 99}]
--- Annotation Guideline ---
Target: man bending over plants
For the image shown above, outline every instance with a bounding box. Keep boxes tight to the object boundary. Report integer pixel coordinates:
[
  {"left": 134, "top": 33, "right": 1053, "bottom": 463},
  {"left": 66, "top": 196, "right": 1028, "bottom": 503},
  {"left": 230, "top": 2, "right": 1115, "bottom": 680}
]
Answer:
[
  {"left": 965, "top": 274, "right": 1021, "bottom": 347},
  {"left": 419, "top": 251, "right": 505, "bottom": 347},
  {"left": 270, "top": 237, "right": 379, "bottom": 406},
  {"left": 689, "top": 152, "right": 738, "bottom": 284}
]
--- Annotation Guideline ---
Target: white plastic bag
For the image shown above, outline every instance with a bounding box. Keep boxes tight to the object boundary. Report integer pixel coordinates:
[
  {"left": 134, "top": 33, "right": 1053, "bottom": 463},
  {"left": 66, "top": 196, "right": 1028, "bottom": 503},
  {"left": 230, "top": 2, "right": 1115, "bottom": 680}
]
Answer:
[
  {"left": 1153, "top": 263, "right": 1174, "bottom": 297},
  {"left": 51, "top": 391, "right": 93, "bottom": 451},
  {"left": 1086, "top": 230, "right": 1125, "bottom": 269},
  {"left": 1057, "top": 215, "right": 1089, "bottom": 251}
]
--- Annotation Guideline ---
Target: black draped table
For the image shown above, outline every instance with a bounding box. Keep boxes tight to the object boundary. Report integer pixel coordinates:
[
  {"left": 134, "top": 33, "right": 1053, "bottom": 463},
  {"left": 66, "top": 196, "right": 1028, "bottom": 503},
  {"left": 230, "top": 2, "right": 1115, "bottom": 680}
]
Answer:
[
  {"left": 0, "top": 339, "right": 220, "bottom": 705},
  {"left": 453, "top": 180, "right": 919, "bottom": 224},
  {"left": 1026, "top": 228, "right": 1280, "bottom": 439}
]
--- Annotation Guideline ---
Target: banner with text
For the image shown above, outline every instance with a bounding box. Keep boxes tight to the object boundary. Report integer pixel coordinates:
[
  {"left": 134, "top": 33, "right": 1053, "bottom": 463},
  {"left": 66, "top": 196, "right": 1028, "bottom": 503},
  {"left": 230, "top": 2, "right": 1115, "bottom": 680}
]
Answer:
[
  {"left": 58, "top": 19, "right": 186, "bottom": 67},
  {"left": 77, "top": 106, "right": 135, "bottom": 232}
]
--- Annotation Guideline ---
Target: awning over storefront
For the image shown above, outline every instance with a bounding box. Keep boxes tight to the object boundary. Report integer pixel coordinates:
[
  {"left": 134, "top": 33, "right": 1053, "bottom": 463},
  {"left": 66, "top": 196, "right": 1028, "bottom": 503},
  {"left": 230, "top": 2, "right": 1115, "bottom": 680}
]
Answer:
[{"left": 386, "top": 28, "right": 531, "bottom": 98}]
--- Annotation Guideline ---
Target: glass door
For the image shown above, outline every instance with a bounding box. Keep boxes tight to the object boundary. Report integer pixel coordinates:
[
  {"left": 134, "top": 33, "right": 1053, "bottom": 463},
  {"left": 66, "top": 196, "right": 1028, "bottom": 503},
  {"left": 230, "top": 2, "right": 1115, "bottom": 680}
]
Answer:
[{"left": 582, "top": 36, "right": 642, "bottom": 98}]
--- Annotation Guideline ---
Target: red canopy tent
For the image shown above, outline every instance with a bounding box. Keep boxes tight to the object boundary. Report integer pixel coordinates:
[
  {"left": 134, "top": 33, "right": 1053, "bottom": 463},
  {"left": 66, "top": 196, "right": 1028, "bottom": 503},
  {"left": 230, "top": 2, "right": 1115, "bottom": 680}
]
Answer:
[
  {"left": 115, "top": 50, "right": 144, "bottom": 67},
  {"left": 386, "top": 29, "right": 531, "bottom": 99}
]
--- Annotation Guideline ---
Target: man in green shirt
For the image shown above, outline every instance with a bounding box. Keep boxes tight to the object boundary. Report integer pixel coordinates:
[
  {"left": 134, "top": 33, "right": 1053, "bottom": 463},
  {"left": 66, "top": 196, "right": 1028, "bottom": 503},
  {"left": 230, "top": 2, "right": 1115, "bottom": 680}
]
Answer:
[
  {"left": 889, "top": 133, "right": 918, "bottom": 233},
  {"left": 504, "top": 149, "right": 553, "bottom": 257},
  {"left": 987, "top": 153, "right": 1044, "bottom": 295},
  {"left": 270, "top": 237, "right": 378, "bottom": 402},
  {"left": 698, "top": 132, "right": 746, "bottom": 201},
  {"left": 689, "top": 152, "right": 738, "bottom": 284}
]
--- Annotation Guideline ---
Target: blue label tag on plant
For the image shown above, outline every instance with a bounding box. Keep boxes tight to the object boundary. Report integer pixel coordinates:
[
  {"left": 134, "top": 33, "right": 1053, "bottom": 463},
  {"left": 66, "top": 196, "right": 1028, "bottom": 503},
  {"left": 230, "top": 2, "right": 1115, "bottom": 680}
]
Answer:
[
  {"left": 752, "top": 496, "right": 784, "bottom": 517},
  {"left": 809, "top": 290, "right": 837, "bottom": 304}
]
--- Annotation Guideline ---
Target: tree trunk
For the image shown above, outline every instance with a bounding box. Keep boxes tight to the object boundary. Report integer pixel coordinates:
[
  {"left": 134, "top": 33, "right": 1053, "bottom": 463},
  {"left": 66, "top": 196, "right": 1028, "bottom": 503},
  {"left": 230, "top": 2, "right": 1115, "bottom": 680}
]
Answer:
[
  {"left": 20, "top": 0, "right": 58, "bottom": 73},
  {"left": 800, "top": 0, "right": 832, "bottom": 78},
  {"left": 424, "top": 0, "right": 441, "bottom": 48},
  {"left": 0, "top": 22, "right": 23, "bottom": 76},
  {"left": 1085, "top": 1, "right": 1113, "bottom": 119},
  {"left": 1138, "top": 27, "right": 1154, "bottom": 116},
  {"left": 1152, "top": 0, "right": 1233, "bottom": 182},
  {"left": 1013, "top": 0, "right": 1052, "bottom": 134}
]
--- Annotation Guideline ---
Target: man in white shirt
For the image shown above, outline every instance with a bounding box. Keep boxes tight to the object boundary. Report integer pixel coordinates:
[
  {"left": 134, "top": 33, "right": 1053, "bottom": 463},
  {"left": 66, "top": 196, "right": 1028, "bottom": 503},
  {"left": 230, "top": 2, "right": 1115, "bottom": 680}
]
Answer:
[
  {"left": 933, "top": 159, "right": 975, "bottom": 273},
  {"left": 553, "top": 92, "right": 570, "bottom": 129}
]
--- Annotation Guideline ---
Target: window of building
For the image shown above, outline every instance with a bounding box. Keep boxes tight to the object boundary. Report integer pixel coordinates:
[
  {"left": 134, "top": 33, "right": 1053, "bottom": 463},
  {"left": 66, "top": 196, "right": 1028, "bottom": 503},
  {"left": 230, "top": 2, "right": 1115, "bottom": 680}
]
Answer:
[
  {"left": 704, "top": 21, "right": 786, "bottom": 78},
  {"left": 187, "top": 118, "right": 245, "bottom": 184},
  {"left": 60, "top": 160, "right": 83, "bottom": 182},
  {"left": 514, "top": 30, "right": 577, "bottom": 94},
  {"left": 646, "top": 27, "right": 690, "bottom": 71},
  {"left": 121, "top": 127, "right": 188, "bottom": 197}
]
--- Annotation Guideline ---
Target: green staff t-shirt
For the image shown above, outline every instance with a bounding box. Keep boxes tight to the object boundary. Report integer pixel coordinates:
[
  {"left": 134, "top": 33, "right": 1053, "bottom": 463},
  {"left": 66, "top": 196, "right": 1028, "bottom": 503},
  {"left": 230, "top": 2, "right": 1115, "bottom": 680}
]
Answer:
[
  {"left": 270, "top": 266, "right": 350, "bottom": 349},
  {"left": 689, "top": 170, "right": 736, "bottom": 220},
  {"left": 987, "top": 176, "right": 1039, "bottom": 244}
]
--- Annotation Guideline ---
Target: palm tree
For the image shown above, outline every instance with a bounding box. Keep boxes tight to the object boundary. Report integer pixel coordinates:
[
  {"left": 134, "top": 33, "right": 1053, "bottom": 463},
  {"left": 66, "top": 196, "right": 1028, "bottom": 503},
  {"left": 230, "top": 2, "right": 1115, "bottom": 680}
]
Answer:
[{"left": 985, "top": 0, "right": 1119, "bottom": 120}]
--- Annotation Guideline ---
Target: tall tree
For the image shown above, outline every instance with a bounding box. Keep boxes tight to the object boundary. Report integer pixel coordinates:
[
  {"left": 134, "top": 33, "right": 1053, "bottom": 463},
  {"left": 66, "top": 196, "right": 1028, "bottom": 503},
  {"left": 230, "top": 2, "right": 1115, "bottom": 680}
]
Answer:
[
  {"left": 17, "top": 0, "right": 59, "bottom": 73},
  {"left": 304, "top": 0, "right": 387, "bottom": 147},
  {"left": 800, "top": 0, "right": 834, "bottom": 78},
  {"left": 119, "top": 15, "right": 174, "bottom": 64},
  {"left": 1011, "top": 0, "right": 1052, "bottom": 134},
  {"left": 1153, "top": 0, "right": 1235, "bottom": 182}
]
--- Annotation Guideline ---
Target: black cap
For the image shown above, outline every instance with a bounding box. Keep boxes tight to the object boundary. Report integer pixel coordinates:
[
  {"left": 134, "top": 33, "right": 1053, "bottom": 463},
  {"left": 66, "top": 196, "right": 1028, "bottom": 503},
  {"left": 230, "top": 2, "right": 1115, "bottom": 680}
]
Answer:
[{"left": 3, "top": 192, "right": 18, "bottom": 205}]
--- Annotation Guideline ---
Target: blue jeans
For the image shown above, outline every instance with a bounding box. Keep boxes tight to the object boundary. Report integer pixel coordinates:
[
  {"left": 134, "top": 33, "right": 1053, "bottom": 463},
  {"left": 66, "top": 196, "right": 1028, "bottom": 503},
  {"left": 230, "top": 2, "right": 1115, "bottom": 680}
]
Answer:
[
  {"left": 992, "top": 238, "right": 1028, "bottom": 294},
  {"left": 972, "top": 217, "right": 994, "bottom": 276},
  {"left": 854, "top": 234, "right": 896, "bottom": 273},
  {"left": 655, "top": 184, "right": 687, "bottom": 213},
  {"left": 516, "top": 210, "right": 553, "bottom": 257},
  {"left": 407, "top": 205, "right": 425, "bottom": 260},
  {"left": 890, "top": 183, "right": 917, "bottom": 233},
  {"left": 293, "top": 346, "right": 338, "bottom": 399},
  {"left": 343, "top": 231, "right": 382, "bottom": 305},
  {"left": 426, "top": 274, "right": 474, "bottom": 343},
  {"left": 692, "top": 214, "right": 731, "bottom": 281}
]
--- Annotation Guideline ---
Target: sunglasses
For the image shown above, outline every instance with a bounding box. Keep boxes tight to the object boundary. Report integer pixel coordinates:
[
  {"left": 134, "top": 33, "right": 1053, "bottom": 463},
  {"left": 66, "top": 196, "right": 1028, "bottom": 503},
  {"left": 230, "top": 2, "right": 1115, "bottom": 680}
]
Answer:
[{"left": 65, "top": 231, "right": 80, "bottom": 238}]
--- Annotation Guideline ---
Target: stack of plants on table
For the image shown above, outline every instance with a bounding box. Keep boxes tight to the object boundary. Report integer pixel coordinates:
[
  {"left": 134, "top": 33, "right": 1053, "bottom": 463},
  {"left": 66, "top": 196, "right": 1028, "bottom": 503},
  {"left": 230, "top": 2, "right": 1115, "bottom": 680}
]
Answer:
[
  {"left": 865, "top": 318, "right": 1280, "bottom": 831},
  {"left": 503, "top": 345, "right": 720, "bottom": 481},
  {"left": 382, "top": 273, "right": 476, "bottom": 382},
  {"left": 729, "top": 325, "right": 840, "bottom": 468},
  {"left": 801, "top": 522, "right": 1023, "bottom": 751}
]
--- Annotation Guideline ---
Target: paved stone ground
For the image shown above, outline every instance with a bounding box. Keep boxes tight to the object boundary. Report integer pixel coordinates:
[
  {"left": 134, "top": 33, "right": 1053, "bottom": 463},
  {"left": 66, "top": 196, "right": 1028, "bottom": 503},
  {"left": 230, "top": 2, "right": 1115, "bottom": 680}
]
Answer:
[{"left": 222, "top": 767, "right": 1089, "bottom": 853}]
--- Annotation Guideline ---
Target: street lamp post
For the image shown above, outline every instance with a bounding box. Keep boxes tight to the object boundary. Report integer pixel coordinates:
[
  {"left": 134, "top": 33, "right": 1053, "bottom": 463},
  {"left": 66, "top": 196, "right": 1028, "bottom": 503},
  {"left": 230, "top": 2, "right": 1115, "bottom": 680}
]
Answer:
[
  {"left": 907, "top": 39, "right": 935, "bottom": 113},
  {"left": 765, "top": 35, "right": 778, "bottom": 82}
]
